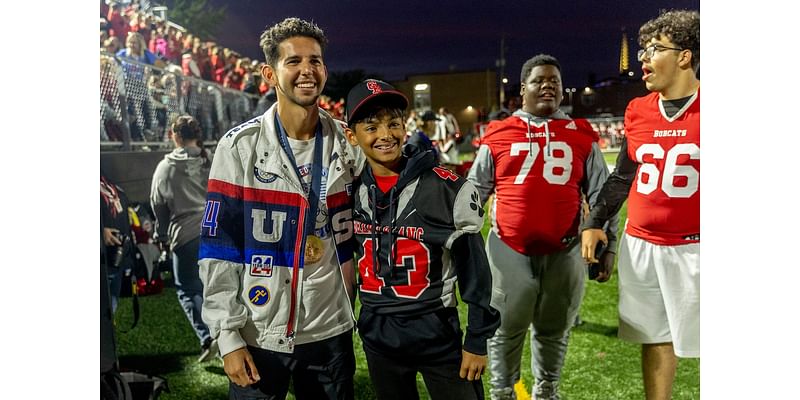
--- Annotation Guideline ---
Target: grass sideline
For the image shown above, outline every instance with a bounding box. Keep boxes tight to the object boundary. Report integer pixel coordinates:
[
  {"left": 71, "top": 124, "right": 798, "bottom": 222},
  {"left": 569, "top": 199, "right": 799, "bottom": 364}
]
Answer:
[{"left": 113, "top": 201, "right": 699, "bottom": 399}]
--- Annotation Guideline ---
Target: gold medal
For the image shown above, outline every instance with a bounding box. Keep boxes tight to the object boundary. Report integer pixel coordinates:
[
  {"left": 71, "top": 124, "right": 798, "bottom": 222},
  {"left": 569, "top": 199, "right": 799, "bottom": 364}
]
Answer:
[{"left": 304, "top": 235, "right": 325, "bottom": 264}]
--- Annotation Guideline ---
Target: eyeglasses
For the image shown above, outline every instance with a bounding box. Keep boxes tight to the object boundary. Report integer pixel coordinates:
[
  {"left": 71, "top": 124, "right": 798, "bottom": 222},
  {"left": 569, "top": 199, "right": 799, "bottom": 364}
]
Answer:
[{"left": 637, "top": 44, "right": 684, "bottom": 61}]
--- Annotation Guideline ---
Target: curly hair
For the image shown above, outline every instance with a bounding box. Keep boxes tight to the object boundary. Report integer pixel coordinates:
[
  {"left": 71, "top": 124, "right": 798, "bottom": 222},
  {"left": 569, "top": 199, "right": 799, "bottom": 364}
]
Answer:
[
  {"left": 639, "top": 9, "right": 700, "bottom": 71},
  {"left": 520, "top": 54, "right": 561, "bottom": 83},
  {"left": 259, "top": 17, "right": 328, "bottom": 66}
]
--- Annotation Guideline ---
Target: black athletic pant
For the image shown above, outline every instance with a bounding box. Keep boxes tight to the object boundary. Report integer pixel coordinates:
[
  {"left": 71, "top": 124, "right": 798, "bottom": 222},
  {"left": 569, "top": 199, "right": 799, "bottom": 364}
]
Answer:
[
  {"left": 363, "top": 346, "right": 484, "bottom": 400},
  {"left": 228, "top": 330, "right": 355, "bottom": 400},
  {"left": 358, "top": 308, "right": 484, "bottom": 400}
]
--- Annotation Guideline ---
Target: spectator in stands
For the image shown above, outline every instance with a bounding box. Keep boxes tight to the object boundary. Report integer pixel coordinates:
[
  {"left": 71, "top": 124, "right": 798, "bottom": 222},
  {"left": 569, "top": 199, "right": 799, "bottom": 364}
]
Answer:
[
  {"left": 117, "top": 31, "right": 161, "bottom": 141},
  {"left": 100, "top": 29, "right": 110, "bottom": 49},
  {"left": 165, "top": 25, "right": 182, "bottom": 64},
  {"left": 195, "top": 43, "right": 213, "bottom": 81},
  {"left": 156, "top": 73, "right": 181, "bottom": 139},
  {"left": 149, "top": 27, "right": 167, "bottom": 60},
  {"left": 150, "top": 115, "right": 217, "bottom": 362},
  {"left": 182, "top": 33, "right": 195, "bottom": 52},
  {"left": 117, "top": 31, "right": 159, "bottom": 66},
  {"left": 101, "top": 172, "right": 136, "bottom": 313},
  {"left": 147, "top": 74, "right": 169, "bottom": 139},
  {"left": 242, "top": 68, "right": 259, "bottom": 95},
  {"left": 100, "top": 56, "right": 125, "bottom": 141},
  {"left": 209, "top": 44, "right": 226, "bottom": 84},
  {"left": 103, "top": 36, "right": 122, "bottom": 54},
  {"left": 181, "top": 48, "right": 202, "bottom": 78},
  {"left": 223, "top": 57, "right": 245, "bottom": 90},
  {"left": 106, "top": 2, "right": 130, "bottom": 41},
  {"left": 129, "top": 12, "right": 151, "bottom": 45}
]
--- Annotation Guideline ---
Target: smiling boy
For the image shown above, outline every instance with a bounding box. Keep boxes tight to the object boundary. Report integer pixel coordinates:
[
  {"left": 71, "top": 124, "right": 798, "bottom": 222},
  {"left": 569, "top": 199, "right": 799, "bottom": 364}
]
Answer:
[{"left": 345, "top": 79, "right": 500, "bottom": 400}]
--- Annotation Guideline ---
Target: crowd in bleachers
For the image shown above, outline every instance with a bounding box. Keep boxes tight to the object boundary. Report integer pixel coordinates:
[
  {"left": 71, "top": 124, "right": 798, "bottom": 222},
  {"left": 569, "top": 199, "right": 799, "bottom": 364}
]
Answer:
[
  {"left": 590, "top": 119, "right": 625, "bottom": 149},
  {"left": 100, "top": 0, "right": 348, "bottom": 146},
  {"left": 101, "top": 0, "right": 269, "bottom": 95}
]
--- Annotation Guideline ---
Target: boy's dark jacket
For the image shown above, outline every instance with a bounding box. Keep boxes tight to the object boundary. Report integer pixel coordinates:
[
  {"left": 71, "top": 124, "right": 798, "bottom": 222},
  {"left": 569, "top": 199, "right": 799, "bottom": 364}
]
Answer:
[{"left": 352, "top": 138, "right": 500, "bottom": 358}]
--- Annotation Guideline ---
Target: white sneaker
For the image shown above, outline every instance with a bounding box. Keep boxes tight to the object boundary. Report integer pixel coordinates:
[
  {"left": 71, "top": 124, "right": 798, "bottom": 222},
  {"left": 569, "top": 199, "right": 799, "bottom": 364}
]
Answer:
[
  {"left": 197, "top": 339, "right": 219, "bottom": 363},
  {"left": 533, "top": 380, "right": 560, "bottom": 400}
]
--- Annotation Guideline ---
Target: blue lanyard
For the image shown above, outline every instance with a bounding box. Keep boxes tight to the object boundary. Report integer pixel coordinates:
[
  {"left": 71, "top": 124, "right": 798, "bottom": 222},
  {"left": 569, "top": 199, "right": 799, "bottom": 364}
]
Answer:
[{"left": 274, "top": 114, "right": 324, "bottom": 236}]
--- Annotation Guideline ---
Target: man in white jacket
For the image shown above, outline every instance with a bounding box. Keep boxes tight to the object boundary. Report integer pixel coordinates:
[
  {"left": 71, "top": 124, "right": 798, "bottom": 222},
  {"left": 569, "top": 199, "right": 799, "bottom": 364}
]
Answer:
[{"left": 198, "top": 17, "right": 360, "bottom": 400}]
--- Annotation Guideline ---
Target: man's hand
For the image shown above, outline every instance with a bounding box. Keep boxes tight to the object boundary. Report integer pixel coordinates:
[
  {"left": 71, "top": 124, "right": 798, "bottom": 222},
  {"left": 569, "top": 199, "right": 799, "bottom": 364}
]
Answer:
[
  {"left": 594, "top": 251, "right": 616, "bottom": 283},
  {"left": 222, "top": 348, "right": 260, "bottom": 387},
  {"left": 581, "top": 228, "right": 607, "bottom": 263},
  {"left": 459, "top": 350, "right": 487, "bottom": 381},
  {"left": 103, "top": 228, "right": 122, "bottom": 246}
]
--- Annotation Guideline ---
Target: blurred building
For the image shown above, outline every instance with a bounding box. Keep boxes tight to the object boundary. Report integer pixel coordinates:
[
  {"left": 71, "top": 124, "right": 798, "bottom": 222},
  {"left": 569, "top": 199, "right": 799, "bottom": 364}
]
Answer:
[{"left": 392, "top": 69, "right": 498, "bottom": 134}]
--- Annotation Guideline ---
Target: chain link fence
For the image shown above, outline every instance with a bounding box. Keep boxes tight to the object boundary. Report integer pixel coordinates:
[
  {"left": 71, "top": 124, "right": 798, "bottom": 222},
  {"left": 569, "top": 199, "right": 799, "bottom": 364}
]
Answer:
[{"left": 100, "top": 51, "right": 260, "bottom": 151}]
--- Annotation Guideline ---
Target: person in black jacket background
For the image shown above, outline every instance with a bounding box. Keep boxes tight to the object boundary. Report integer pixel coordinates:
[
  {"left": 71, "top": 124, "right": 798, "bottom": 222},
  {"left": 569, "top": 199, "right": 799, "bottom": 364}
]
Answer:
[{"left": 101, "top": 172, "right": 135, "bottom": 314}]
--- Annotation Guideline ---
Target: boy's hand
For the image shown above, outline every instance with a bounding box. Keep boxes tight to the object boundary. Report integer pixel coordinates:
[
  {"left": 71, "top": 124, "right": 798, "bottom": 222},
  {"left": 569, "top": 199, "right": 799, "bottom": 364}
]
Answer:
[
  {"left": 223, "top": 347, "right": 260, "bottom": 387},
  {"left": 459, "top": 350, "right": 487, "bottom": 381}
]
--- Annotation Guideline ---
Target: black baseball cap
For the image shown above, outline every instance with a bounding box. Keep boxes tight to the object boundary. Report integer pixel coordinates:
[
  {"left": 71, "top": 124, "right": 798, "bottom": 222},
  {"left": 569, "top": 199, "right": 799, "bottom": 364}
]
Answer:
[{"left": 345, "top": 79, "right": 409, "bottom": 125}]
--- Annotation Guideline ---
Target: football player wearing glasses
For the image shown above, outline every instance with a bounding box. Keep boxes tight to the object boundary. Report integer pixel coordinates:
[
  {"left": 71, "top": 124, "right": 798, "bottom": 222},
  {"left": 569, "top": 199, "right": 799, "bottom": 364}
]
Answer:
[{"left": 581, "top": 9, "right": 700, "bottom": 400}]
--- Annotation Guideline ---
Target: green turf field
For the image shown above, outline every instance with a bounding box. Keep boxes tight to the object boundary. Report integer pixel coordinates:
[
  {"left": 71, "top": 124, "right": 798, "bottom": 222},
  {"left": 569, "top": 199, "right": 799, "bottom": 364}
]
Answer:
[
  {"left": 113, "top": 199, "right": 699, "bottom": 399},
  {"left": 602, "top": 149, "right": 620, "bottom": 166}
]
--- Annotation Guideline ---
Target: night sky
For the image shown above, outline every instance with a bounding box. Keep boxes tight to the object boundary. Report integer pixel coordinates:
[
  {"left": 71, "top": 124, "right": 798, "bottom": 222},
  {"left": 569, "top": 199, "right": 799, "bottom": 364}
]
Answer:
[{"left": 209, "top": 0, "right": 699, "bottom": 88}]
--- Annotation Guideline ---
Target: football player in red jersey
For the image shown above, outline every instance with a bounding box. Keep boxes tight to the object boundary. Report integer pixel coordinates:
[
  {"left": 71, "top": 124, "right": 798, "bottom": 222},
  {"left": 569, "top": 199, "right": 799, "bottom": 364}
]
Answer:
[
  {"left": 580, "top": 10, "right": 700, "bottom": 400},
  {"left": 345, "top": 79, "right": 500, "bottom": 400},
  {"left": 467, "top": 54, "right": 618, "bottom": 400}
]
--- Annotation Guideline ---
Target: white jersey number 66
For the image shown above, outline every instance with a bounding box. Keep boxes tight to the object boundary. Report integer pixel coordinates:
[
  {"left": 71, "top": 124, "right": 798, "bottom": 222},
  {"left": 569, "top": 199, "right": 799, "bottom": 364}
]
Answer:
[{"left": 635, "top": 143, "right": 699, "bottom": 198}]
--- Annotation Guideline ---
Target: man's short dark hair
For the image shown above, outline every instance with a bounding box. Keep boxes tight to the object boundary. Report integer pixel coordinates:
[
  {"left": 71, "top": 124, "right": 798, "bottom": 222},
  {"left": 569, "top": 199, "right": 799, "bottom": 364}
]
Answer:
[
  {"left": 259, "top": 17, "right": 328, "bottom": 66},
  {"left": 520, "top": 54, "right": 561, "bottom": 83},
  {"left": 639, "top": 9, "right": 700, "bottom": 72}
]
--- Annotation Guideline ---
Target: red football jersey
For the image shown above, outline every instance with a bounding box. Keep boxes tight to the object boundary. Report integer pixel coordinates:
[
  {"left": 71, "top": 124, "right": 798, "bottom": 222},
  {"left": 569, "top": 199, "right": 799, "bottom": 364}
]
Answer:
[
  {"left": 481, "top": 116, "right": 599, "bottom": 255},
  {"left": 624, "top": 90, "right": 700, "bottom": 245}
]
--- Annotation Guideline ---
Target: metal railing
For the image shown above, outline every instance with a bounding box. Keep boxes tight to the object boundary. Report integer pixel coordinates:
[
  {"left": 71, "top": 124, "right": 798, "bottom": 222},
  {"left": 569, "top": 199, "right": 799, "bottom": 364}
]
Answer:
[{"left": 100, "top": 51, "right": 260, "bottom": 151}]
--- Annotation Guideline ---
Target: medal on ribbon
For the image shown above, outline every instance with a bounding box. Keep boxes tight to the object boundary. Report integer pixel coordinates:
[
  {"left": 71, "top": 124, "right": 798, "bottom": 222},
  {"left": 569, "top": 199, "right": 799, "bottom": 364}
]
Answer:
[
  {"left": 304, "top": 235, "right": 324, "bottom": 264},
  {"left": 275, "top": 115, "right": 327, "bottom": 267}
]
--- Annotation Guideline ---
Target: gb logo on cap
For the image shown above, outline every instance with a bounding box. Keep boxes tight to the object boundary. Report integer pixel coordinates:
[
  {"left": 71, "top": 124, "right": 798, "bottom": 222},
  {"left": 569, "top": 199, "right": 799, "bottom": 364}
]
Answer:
[{"left": 366, "top": 80, "right": 382, "bottom": 94}]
